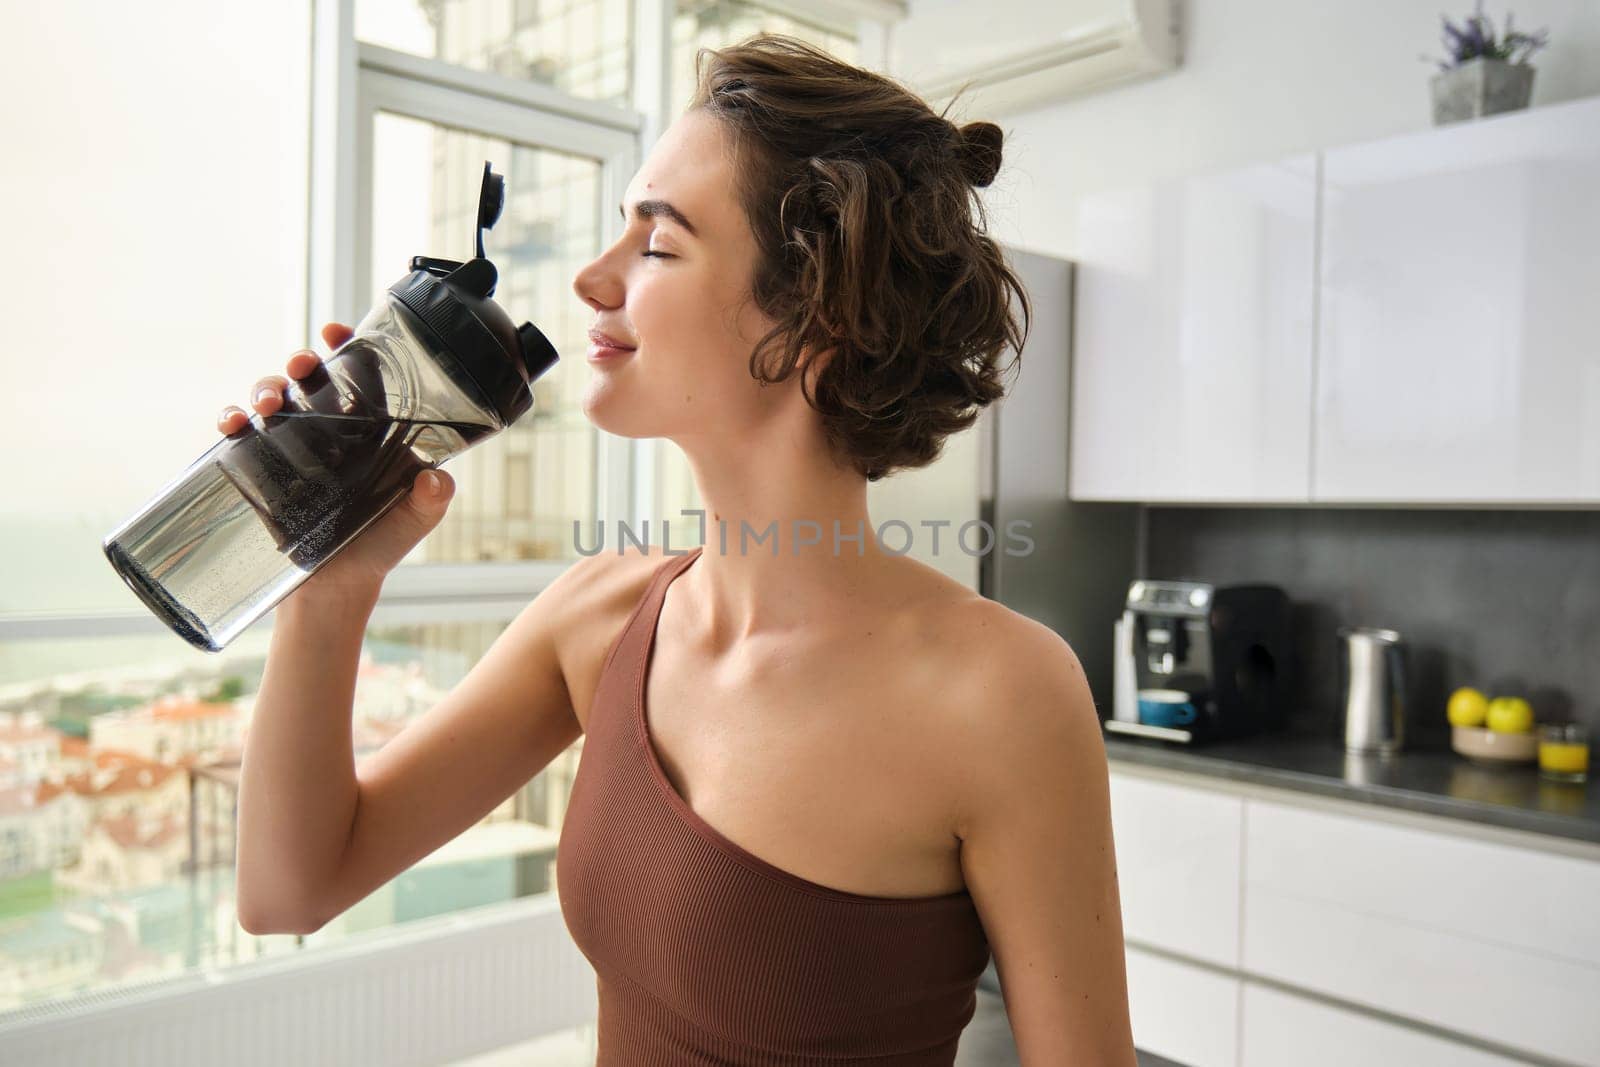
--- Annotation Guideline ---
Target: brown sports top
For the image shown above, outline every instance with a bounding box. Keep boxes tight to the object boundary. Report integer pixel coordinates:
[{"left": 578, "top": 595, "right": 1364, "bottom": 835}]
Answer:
[{"left": 557, "top": 545, "right": 992, "bottom": 1065}]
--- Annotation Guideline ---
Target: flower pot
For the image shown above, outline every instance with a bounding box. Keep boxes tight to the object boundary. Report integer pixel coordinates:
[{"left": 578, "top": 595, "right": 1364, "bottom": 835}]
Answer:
[{"left": 1431, "top": 57, "right": 1535, "bottom": 125}]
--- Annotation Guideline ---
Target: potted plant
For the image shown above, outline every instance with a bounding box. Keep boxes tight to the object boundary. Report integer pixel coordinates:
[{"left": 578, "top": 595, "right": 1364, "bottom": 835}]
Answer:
[{"left": 1425, "top": 2, "right": 1549, "bottom": 125}]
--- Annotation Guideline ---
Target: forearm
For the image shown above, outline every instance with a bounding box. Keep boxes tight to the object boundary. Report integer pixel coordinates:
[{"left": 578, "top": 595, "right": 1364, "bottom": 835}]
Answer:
[{"left": 235, "top": 582, "right": 380, "bottom": 932}]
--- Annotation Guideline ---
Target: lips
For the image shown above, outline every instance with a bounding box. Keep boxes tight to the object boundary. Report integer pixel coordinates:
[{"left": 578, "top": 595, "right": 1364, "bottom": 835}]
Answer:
[
  {"left": 587, "top": 329, "right": 636, "bottom": 351},
  {"left": 586, "top": 327, "right": 636, "bottom": 365}
]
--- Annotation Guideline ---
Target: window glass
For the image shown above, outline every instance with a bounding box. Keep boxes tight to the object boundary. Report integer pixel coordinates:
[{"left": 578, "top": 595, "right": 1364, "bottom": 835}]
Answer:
[
  {"left": 0, "top": 614, "right": 579, "bottom": 1011},
  {"left": 671, "top": 0, "right": 858, "bottom": 113},
  {"left": 358, "top": 0, "right": 634, "bottom": 107},
  {"left": 371, "top": 114, "right": 601, "bottom": 564},
  {"left": 0, "top": 1, "right": 311, "bottom": 620}
]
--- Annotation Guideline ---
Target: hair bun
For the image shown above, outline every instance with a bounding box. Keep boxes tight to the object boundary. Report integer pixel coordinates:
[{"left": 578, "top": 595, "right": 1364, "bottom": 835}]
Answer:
[{"left": 954, "top": 121, "right": 1003, "bottom": 188}]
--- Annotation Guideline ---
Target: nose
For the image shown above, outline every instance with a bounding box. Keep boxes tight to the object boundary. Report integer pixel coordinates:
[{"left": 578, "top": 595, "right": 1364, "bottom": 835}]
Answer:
[{"left": 573, "top": 244, "right": 624, "bottom": 312}]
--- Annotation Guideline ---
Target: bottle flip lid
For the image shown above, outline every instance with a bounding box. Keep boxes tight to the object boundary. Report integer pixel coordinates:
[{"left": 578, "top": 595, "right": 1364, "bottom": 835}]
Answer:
[{"left": 389, "top": 161, "right": 559, "bottom": 427}]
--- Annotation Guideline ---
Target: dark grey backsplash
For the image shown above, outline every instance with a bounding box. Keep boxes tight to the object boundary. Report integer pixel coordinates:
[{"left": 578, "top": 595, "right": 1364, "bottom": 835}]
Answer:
[{"left": 1141, "top": 507, "right": 1600, "bottom": 748}]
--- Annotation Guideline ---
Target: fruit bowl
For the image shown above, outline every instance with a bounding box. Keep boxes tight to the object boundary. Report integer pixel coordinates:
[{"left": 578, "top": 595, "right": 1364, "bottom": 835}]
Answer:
[{"left": 1452, "top": 725, "right": 1537, "bottom": 765}]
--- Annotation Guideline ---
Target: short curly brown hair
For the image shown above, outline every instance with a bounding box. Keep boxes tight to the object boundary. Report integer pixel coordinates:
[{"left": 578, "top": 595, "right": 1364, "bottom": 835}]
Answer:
[{"left": 689, "top": 33, "right": 1031, "bottom": 482}]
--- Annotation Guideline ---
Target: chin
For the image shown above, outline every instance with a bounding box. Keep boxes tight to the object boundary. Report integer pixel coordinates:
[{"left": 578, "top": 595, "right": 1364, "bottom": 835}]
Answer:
[{"left": 581, "top": 381, "right": 659, "bottom": 440}]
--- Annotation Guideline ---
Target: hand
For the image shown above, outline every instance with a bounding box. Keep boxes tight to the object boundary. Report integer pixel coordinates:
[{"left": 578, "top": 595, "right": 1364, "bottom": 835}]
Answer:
[{"left": 214, "top": 323, "right": 456, "bottom": 599}]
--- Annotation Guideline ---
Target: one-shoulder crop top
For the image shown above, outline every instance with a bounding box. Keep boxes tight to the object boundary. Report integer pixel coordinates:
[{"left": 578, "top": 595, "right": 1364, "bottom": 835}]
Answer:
[{"left": 556, "top": 545, "right": 993, "bottom": 1065}]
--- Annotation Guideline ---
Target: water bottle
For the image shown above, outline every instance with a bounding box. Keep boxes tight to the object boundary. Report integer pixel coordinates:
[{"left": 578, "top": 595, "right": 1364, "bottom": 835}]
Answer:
[{"left": 103, "top": 162, "right": 559, "bottom": 653}]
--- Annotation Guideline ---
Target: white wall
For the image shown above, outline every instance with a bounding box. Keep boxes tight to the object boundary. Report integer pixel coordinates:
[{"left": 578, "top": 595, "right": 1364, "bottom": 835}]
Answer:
[{"left": 934, "top": 0, "right": 1600, "bottom": 257}]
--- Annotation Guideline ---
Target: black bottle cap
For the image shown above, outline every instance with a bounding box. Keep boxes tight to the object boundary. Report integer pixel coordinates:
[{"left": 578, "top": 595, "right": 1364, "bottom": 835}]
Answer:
[
  {"left": 387, "top": 161, "right": 560, "bottom": 427},
  {"left": 518, "top": 322, "right": 559, "bottom": 380}
]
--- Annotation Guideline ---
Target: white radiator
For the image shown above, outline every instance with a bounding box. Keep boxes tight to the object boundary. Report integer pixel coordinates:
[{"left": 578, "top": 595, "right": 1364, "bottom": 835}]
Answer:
[{"left": 0, "top": 896, "right": 598, "bottom": 1067}]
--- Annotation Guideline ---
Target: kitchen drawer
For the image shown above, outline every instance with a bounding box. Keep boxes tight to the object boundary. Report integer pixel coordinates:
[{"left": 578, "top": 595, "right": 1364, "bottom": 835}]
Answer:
[
  {"left": 1241, "top": 982, "right": 1530, "bottom": 1067},
  {"left": 1126, "top": 945, "right": 1240, "bottom": 1067},
  {"left": 1108, "top": 771, "right": 1243, "bottom": 968},
  {"left": 1243, "top": 798, "right": 1600, "bottom": 1064}
]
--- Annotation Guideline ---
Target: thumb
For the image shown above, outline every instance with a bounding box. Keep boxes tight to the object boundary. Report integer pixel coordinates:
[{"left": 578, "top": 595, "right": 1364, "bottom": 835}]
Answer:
[
  {"left": 349, "top": 468, "right": 456, "bottom": 577},
  {"left": 390, "top": 468, "right": 454, "bottom": 540},
  {"left": 411, "top": 468, "right": 454, "bottom": 516}
]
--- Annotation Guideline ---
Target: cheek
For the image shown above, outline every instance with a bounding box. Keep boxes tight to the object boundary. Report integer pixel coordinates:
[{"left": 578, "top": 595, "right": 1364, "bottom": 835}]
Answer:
[
  {"left": 631, "top": 266, "right": 753, "bottom": 367},
  {"left": 626, "top": 271, "right": 691, "bottom": 347}
]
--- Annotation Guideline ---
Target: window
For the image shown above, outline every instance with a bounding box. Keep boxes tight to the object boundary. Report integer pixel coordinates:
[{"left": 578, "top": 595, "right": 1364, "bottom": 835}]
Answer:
[
  {"left": 357, "top": 0, "right": 635, "bottom": 107},
  {"left": 1, "top": 0, "right": 876, "bottom": 1026},
  {"left": 2, "top": 7, "right": 318, "bottom": 992},
  {"left": 671, "top": 0, "right": 859, "bottom": 113},
  {"left": 1, "top": 1, "right": 310, "bottom": 622},
  {"left": 368, "top": 113, "right": 606, "bottom": 563},
  {"left": 505, "top": 453, "right": 534, "bottom": 518}
]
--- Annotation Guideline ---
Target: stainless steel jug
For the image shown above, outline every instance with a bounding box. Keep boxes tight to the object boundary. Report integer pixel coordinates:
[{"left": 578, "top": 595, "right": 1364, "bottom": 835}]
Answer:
[{"left": 1338, "top": 626, "right": 1407, "bottom": 755}]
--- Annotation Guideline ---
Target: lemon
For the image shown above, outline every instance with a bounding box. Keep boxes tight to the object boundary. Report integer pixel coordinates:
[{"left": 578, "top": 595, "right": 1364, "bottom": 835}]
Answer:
[
  {"left": 1486, "top": 696, "right": 1534, "bottom": 734},
  {"left": 1446, "top": 687, "right": 1489, "bottom": 728}
]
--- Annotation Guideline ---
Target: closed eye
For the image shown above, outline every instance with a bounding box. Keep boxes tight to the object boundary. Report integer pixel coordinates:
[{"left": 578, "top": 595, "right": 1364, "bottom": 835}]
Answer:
[{"left": 642, "top": 251, "right": 674, "bottom": 259}]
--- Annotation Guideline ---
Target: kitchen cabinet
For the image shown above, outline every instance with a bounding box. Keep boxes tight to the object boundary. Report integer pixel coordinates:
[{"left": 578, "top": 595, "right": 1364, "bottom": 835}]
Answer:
[
  {"left": 1071, "top": 94, "right": 1600, "bottom": 505},
  {"left": 1315, "top": 93, "right": 1600, "bottom": 503},
  {"left": 1108, "top": 766, "right": 1600, "bottom": 1066},
  {"left": 1242, "top": 797, "right": 1600, "bottom": 1065},
  {"left": 1125, "top": 946, "right": 1239, "bottom": 1067},
  {"left": 1240, "top": 983, "right": 1529, "bottom": 1067},
  {"left": 1070, "top": 158, "right": 1317, "bottom": 503},
  {"left": 1107, "top": 771, "right": 1242, "bottom": 968}
]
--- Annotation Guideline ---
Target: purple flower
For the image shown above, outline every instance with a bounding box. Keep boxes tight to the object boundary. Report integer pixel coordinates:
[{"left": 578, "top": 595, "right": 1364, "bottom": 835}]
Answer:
[{"left": 1426, "top": 1, "right": 1550, "bottom": 69}]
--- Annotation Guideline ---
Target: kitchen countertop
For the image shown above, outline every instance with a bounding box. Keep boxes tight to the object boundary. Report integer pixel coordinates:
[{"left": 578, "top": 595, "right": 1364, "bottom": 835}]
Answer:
[{"left": 1102, "top": 729, "right": 1600, "bottom": 847}]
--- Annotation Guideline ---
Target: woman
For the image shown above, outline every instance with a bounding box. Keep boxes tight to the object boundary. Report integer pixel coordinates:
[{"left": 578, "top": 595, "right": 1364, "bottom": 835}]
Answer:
[{"left": 231, "top": 33, "right": 1134, "bottom": 1067}]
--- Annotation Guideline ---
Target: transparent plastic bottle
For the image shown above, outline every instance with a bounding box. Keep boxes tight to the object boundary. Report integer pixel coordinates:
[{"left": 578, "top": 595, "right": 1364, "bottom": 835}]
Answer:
[{"left": 103, "top": 163, "right": 559, "bottom": 653}]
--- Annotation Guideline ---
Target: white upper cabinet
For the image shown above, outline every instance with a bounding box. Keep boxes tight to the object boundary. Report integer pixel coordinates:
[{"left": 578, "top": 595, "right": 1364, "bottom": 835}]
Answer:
[
  {"left": 1070, "top": 95, "right": 1600, "bottom": 505},
  {"left": 1313, "top": 94, "right": 1600, "bottom": 503},
  {"left": 1070, "top": 157, "right": 1317, "bottom": 503}
]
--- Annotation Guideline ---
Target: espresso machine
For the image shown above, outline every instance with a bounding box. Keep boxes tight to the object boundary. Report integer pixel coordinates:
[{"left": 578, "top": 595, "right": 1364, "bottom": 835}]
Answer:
[{"left": 1106, "top": 579, "right": 1293, "bottom": 745}]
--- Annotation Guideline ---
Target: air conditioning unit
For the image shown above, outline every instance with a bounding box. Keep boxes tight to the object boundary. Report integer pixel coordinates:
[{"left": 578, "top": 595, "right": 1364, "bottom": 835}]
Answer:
[{"left": 887, "top": 0, "right": 1182, "bottom": 117}]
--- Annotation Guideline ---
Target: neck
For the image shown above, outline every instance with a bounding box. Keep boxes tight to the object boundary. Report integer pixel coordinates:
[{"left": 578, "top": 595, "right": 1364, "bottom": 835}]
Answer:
[{"left": 662, "top": 411, "right": 900, "bottom": 648}]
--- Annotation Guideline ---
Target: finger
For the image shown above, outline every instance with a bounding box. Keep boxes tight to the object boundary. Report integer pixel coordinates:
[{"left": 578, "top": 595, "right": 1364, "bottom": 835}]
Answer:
[
  {"left": 286, "top": 349, "right": 322, "bottom": 379},
  {"left": 251, "top": 375, "right": 293, "bottom": 414},
  {"left": 320, "top": 322, "right": 355, "bottom": 351},
  {"left": 288, "top": 346, "right": 341, "bottom": 415},
  {"left": 218, "top": 404, "right": 249, "bottom": 435}
]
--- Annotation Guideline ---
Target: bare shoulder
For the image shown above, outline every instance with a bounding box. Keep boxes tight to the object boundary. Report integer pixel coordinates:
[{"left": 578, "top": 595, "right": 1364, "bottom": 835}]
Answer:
[
  {"left": 953, "top": 596, "right": 1090, "bottom": 698},
  {"left": 923, "top": 592, "right": 1105, "bottom": 839},
  {"left": 883, "top": 558, "right": 1089, "bottom": 709},
  {"left": 543, "top": 543, "right": 679, "bottom": 625},
  {"left": 543, "top": 545, "right": 685, "bottom": 728}
]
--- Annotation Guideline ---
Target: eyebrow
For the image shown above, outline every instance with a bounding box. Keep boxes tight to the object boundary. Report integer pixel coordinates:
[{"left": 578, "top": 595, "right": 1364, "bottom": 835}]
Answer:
[{"left": 619, "top": 198, "right": 699, "bottom": 239}]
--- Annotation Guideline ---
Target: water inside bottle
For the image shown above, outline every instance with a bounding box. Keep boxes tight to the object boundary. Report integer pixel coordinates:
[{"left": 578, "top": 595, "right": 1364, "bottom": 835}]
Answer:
[
  {"left": 104, "top": 407, "right": 498, "bottom": 652},
  {"left": 216, "top": 408, "right": 497, "bottom": 568}
]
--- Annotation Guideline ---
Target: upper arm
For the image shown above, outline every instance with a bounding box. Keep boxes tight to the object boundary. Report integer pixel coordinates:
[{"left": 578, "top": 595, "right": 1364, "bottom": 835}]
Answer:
[
  {"left": 955, "top": 615, "right": 1137, "bottom": 1066},
  {"left": 307, "top": 553, "right": 617, "bottom": 929}
]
